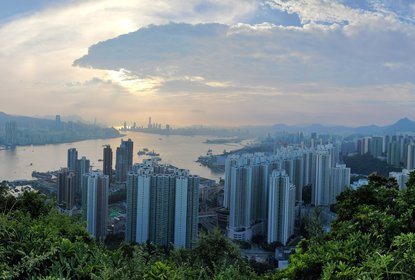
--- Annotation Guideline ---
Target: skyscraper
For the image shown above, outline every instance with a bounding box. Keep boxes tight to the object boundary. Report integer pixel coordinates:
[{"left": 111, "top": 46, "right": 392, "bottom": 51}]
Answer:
[
  {"left": 67, "top": 148, "right": 78, "bottom": 172},
  {"left": 125, "top": 160, "right": 199, "bottom": 248},
  {"left": 123, "top": 139, "right": 134, "bottom": 169},
  {"left": 267, "top": 170, "right": 295, "bottom": 245},
  {"left": 370, "top": 136, "right": 383, "bottom": 158},
  {"left": 55, "top": 115, "right": 62, "bottom": 130},
  {"left": 175, "top": 175, "right": 199, "bottom": 248},
  {"left": 75, "top": 156, "right": 90, "bottom": 199},
  {"left": 115, "top": 139, "right": 134, "bottom": 182},
  {"left": 83, "top": 171, "right": 109, "bottom": 240},
  {"left": 126, "top": 171, "right": 151, "bottom": 244},
  {"left": 103, "top": 145, "right": 113, "bottom": 182},
  {"left": 407, "top": 143, "right": 415, "bottom": 170},
  {"left": 5, "top": 121, "right": 17, "bottom": 148},
  {"left": 57, "top": 168, "right": 76, "bottom": 211},
  {"left": 387, "top": 141, "right": 401, "bottom": 166},
  {"left": 312, "top": 149, "right": 331, "bottom": 206},
  {"left": 329, "top": 164, "right": 351, "bottom": 204},
  {"left": 227, "top": 154, "right": 273, "bottom": 241}
]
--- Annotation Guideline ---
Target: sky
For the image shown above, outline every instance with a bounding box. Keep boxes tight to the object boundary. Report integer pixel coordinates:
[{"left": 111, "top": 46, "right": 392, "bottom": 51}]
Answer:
[{"left": 0, "top": 0, "right": 415, "bottom": 127}]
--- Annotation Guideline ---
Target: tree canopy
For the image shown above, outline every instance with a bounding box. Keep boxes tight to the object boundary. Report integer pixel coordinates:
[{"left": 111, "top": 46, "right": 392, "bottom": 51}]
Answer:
[{"left": 274, "top": 173, "right": 415, "bottom": 279}]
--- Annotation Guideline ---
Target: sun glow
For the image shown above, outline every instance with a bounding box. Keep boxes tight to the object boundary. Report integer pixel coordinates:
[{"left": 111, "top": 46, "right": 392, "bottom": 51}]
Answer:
[{"left": 106, "top": 69, "right": 162, "bottom": 94}]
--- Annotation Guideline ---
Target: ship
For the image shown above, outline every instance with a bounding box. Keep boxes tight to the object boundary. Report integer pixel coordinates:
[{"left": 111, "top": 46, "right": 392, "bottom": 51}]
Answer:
[
  {"left": 31, "top": 171, "right": 52, "bottom": 180},
  {"left": 146, "top": 150, "right": 160, "bottom": 156}
]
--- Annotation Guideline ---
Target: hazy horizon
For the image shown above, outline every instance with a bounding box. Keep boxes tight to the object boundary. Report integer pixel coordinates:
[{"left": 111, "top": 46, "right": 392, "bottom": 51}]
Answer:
[{"left": 1, "top": 0, "right": 414, "bottom": 127}]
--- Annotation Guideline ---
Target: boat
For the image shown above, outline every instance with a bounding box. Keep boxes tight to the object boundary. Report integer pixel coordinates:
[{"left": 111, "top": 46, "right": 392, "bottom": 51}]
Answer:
[
  {"left": 146, "top": 150, "right": 160, "bottom": 156},
  {"left": 31, "top": 171, "right": 52, "bottom": 180}
]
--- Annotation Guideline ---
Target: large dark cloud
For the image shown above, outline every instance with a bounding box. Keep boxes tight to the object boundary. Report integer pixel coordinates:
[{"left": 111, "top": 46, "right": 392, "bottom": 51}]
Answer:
[{"left": 74, "top": 20, "right": 415, "bottom": 92}]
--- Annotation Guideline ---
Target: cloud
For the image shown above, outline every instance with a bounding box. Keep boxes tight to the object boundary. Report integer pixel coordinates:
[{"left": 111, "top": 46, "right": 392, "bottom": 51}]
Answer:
[
  {"left": 1, "top": 0, "right": 415, "bottom": 126},
  {"left": 0, "top": 0, "right": 259, "bottom": 124},
  {"left": 74, "top": 20, "right": 415, "bottom": 90}
]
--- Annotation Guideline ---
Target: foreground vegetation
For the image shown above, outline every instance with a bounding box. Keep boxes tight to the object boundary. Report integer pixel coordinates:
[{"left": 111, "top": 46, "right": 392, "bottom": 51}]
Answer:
[
  {"left": 275, "top": 174, "right": 415, "bottom": 279},
  {"left": 0, "top": 183, "right": 258, "bottom": 279},
  {"left": 2, "top": 173, "right": 415, "bottom": 279},
  {"left": 342, "top": 153, "right": 401, "bottom": 176}
]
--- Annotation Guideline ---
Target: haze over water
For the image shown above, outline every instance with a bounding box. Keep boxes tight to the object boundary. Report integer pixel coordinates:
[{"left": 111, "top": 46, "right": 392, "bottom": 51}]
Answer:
[{"left": 0, "top": 132, "right": 246, "bottom": 182}]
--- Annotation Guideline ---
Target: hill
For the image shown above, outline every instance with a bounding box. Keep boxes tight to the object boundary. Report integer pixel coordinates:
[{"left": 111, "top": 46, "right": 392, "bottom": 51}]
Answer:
[{"left": 0, "top": 112, "right": 120, "bottom": 146}]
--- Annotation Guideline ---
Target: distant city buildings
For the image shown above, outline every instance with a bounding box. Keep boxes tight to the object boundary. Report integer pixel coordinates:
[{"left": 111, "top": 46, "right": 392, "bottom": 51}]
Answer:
[
  {"left": 120, "top": 117, "right": 171, "bottom": 134},
  {"left": 55, "top": 115, "right": 62, "bottom": 130},
  {"left": 5, "top": 121, "right": 17, "bottom": 148},
  {"left": 351, "top": 134, "right": 415, "bottom": 168},
  {"left": 125, "top": 159, "right": 199, "bottom": 248}
]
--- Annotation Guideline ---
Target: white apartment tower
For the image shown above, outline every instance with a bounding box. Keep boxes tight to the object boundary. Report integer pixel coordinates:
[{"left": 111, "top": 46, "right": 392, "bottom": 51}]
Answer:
[
  {"left": 83, "top": 171, "right": 109, "bottom": 240},
  {"left": 267, "top": 170, "right": 295, "bottom": 245},
  {"left": 407, "top": 143, "right": 415, "bottom": 170},
  {"left": 313, "top": 149, "right": 331, "bottom": 206},
  {"left": 329, "top": 164, "right": 351, "bottom": 204},
  {"left": 125, "top": 160, "right": 199, "bottom": 248}
]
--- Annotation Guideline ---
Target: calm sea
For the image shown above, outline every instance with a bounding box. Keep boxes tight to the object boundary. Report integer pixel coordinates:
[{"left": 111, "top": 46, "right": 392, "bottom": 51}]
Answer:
[{"left": 0, "top": 132, "right": 245, "bottom": 182}]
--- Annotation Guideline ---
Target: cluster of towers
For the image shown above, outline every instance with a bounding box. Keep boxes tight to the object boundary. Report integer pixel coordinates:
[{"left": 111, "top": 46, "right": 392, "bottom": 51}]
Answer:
[
  {"left": 57, "top": 139, "right": 199, "bottom": 247},
  {"left": 224, "top": 144, "right": 350, "bottom": 245},
  {"left": 343, "top": 134, "right": 415, "bottom": 168},
  {"left": 125, "top": 159, "right": 199, "bottom": 248}
]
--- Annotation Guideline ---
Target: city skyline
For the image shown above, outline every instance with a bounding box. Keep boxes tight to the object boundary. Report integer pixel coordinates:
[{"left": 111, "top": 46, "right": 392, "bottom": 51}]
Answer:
[{"left": 0, "top": 1, "right": 414, "bottom": 126}]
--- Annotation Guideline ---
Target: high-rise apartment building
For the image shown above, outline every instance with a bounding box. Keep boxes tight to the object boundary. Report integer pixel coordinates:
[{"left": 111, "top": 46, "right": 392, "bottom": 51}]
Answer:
[
  {"left": 125, "top": 160, "right": 199, "bottom": 248},
  {"left": 387, "top": 141, "right": 401, "bottom": 166},
  {"left": 115, "top": 139, "right": 134, "bottom": 182},
  {"left": 83, "top": 171, "right": 109, "bottom": 240},
  {"left": 312, "top": 149, "right": 331, "bottom": 206},
  {"left": 407, "top": 143, "right": 415, "bottom": 170},
  {"left": 67, "top": 148, "right": 78, "bottom": 172},
  {"left": 329, "top": 164, "right": 351, "bottom": 204},
  {"left": 103, "top": 145, "right": 113, "bottom": 182},
  {"left": 267, "top": 170, "right": 295, "bottom": 245},
  {"left": 5, "top": 121, "right": 17, "bottom": 148},
  {"left": 75, "top": 156, "right": 90, "bottom": 198},
  {"left": 57, "top": 168, "right": 76, "bottom": 211},
  {"left": 370, "top": 136, "right": 383, "bottom": 158}
]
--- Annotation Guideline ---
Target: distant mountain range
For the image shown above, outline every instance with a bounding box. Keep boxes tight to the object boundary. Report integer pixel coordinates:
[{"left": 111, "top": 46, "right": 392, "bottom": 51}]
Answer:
[
  {"left": 236, "top": 118, "right": 415, "bottom": 136},
  {"left": 2, "top": 111, "right": 415, "bottom": 137},
  {"left": 0, "top": 112, "right": 101, "bottom": 128},
  {"left": 268, "top": 118, "right": 415, "bottom": 135},
  {"left": 0, "top": 111, "right": 57, "bottom": 129},
  {"left": 0, "top": 112, "right": 120, "bottom": 146}
]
